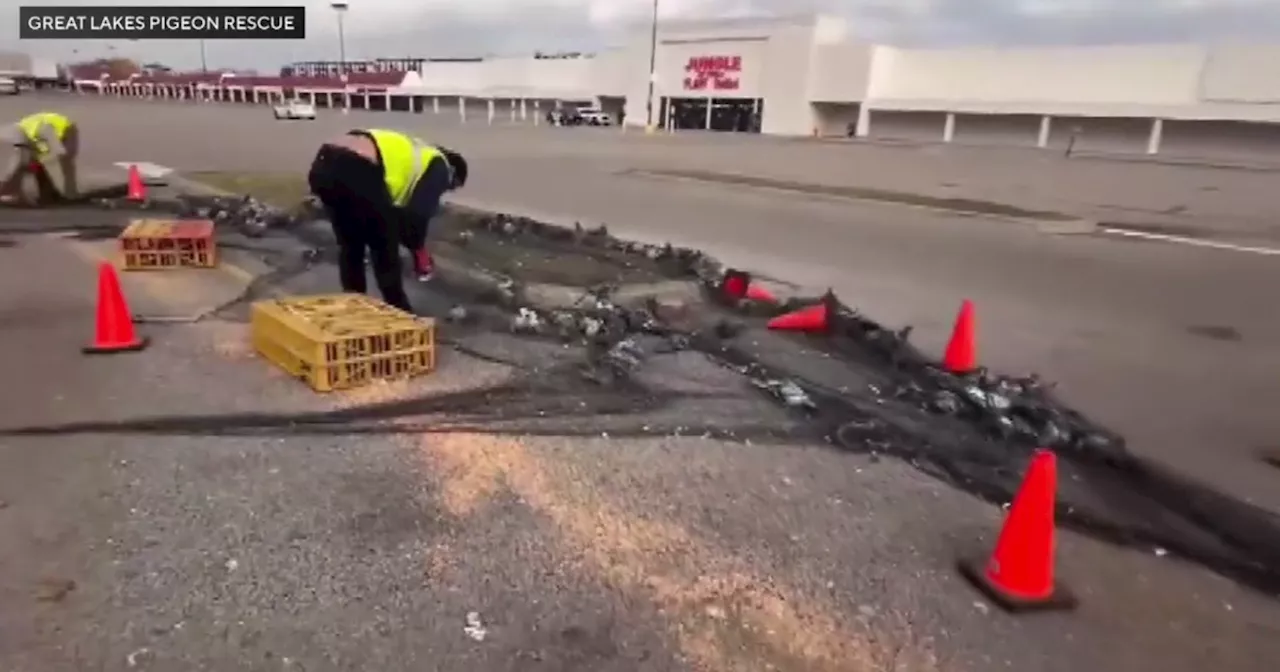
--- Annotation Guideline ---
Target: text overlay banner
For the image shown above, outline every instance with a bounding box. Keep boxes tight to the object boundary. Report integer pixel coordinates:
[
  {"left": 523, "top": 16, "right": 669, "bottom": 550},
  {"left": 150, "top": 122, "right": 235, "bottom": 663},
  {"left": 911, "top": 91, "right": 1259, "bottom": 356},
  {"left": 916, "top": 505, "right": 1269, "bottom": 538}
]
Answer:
[{"left": 20, "top": 6, "right": 307, "bottom": 40}]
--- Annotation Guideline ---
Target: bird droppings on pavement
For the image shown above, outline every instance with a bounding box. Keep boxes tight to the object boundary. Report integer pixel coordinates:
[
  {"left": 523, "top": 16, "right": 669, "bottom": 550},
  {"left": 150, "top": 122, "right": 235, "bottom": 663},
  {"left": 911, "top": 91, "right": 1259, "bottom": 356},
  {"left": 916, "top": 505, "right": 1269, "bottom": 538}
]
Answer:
[
  {"left": 465, "top": 611, "right": 488, "bottom": 641},
  {"left": 4, "top": 189, "right": 1279, "bottom": 597},
  {"left": 125, "top": 647, "right": 153, "bottom": 668}
]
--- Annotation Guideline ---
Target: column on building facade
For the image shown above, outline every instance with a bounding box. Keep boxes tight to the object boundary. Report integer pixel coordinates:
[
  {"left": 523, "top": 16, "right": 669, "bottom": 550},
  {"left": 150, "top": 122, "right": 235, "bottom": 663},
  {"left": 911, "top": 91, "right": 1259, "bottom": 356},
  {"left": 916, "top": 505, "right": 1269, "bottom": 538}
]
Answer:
[
  {"left": 943, "top": 113, "right": 956, "bottom": 143},
  {"left": 459, "top": 97, "right": 467, "bottom": 122},
  {"left": 1147, "top": 118, "right": 1164, "bottom": 155},
  {"left": 1038, "top": 116, "right": 1052, "bottom": 148},
  {"left": 854, "top": 104, "right": 870, "bottom": 137}
]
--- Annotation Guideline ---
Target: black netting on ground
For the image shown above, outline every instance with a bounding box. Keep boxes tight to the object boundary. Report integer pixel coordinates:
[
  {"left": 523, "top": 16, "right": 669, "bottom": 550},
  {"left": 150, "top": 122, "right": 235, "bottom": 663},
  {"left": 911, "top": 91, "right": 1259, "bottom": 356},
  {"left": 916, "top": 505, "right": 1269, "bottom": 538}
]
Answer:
[{"left": 2, "top": 191, "right": 1275, "bottom": 596}]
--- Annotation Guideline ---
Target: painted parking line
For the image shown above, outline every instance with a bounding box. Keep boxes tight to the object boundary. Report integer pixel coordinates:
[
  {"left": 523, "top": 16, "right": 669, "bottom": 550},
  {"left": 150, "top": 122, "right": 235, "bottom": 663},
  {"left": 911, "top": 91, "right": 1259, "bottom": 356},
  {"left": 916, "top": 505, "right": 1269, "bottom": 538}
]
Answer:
[{"left": 1098, "top": 226, "right": 1280, "bottom": 257}]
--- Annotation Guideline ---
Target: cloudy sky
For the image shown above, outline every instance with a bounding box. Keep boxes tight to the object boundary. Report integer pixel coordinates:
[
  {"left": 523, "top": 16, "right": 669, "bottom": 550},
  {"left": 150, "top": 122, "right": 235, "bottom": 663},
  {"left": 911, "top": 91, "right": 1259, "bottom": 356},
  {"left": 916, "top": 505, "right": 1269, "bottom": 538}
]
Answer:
[{"left": 6, "top": 0, "right": 1280, "bottom": 71}]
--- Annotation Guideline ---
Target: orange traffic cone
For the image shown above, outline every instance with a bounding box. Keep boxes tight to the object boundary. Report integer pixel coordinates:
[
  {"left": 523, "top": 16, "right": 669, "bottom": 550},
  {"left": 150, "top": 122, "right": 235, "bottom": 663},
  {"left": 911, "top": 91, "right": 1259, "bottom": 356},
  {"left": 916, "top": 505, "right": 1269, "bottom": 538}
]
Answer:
[
  {"left": 721, "top": 269, "right": 779, "bottom": 304},
  {"left": 958, "top": 449, "right": 1076, "bottom": 612},
  {"left": 83, "top": 262, "right": 149, "bottom": 354},
  {"left": 768, "top": 302, "right": 828, "bottom": 332},
  {"left": 126, "top": 165, "right": 146, "bottom": 202},
  {"left": 721, "top": 269, "right": 750, "bottom": 300},
  {"left": 745, "top": 283, "right": 777, "bottom": 303},
  {"left": 942, "top": 299, "right": 976, "bottom": 373}
]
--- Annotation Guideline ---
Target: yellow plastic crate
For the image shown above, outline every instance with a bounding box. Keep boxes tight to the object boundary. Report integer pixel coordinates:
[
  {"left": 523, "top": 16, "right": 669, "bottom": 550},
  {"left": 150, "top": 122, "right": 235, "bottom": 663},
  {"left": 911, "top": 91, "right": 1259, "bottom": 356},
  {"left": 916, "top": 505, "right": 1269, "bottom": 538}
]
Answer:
[
  {"left": 250, "top": 294, "right": 437, "bottom": 392},
  {"left": 119, "top": 219, "right": 217, "bottom": 270}
]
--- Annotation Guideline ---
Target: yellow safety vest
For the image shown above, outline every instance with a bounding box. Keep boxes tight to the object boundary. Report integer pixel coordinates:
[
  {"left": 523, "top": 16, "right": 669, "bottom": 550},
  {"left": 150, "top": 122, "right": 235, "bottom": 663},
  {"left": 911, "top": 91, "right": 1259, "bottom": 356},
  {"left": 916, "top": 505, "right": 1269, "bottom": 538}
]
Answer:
[
  {"left": 18, "top": 112, "right": 72, "bottom": 159},
  {"left": 365, "top": 129, "right": 443, "bottom": 207}
]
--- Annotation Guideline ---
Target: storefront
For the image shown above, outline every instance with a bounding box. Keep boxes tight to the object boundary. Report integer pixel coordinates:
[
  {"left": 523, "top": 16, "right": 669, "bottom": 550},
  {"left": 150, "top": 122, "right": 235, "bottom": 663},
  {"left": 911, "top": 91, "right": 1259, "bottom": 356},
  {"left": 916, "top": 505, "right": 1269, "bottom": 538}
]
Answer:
[
  {"left": 656, "top": 54, "right": 762, "bottom": 131},
  {"left": 617, "top": 16, "right": 820, "bottom": 135}
]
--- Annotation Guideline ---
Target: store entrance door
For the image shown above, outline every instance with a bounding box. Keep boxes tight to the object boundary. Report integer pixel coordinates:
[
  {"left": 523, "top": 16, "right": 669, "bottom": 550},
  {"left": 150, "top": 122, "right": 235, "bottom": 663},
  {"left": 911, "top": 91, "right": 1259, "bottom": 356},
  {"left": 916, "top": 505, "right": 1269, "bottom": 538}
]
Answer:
[{"left": 660, "top": 97, "right": 762, "bottom": 133}]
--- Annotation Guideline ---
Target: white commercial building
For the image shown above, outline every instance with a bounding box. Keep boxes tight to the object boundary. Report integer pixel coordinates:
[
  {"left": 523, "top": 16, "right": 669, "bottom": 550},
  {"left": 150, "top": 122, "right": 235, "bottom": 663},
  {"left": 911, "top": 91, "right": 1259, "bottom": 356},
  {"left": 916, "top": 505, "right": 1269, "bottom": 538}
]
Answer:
[{"left": 76, "top": 14, "right": 1280, "bottom": 163}]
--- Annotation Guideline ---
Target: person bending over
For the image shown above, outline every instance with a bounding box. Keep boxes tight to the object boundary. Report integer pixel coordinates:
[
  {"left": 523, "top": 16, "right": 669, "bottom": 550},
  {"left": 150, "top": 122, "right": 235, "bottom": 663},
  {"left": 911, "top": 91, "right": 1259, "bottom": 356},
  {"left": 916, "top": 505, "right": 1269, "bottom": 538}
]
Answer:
[
  {"left": 306, "top": 129, "right": 468, "bottom": 312},
  {"left": 0, "top": 111, "right": 80, "bottom": 205}
]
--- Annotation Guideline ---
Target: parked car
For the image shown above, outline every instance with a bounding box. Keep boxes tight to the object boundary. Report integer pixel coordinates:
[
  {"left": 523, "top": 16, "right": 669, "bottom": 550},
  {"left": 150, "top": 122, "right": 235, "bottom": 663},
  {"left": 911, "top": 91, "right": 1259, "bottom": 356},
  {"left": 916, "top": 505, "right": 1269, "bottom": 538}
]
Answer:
[
  {"left": 273, "top": 100, "right": 316, "bottom": 120},
  {"left": 578, "top": 108, "right": 613, "bottom": 126},
  {"left": 546, "top": 108, "right": 584, "bottom": 126},
  {"left": 547, "top": 106, "right": 613, "bottom": 126},
  {"left": 0, "top": 77, "right": 19, "bottom": 95}
]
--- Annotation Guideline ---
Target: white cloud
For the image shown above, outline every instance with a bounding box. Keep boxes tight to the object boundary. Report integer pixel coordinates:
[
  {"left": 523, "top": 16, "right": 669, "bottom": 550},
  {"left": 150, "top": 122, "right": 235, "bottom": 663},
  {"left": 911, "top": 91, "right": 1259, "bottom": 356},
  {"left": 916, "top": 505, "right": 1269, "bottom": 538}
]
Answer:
[{"left": 5, "top": 0, "right": 1280, "bottom": 71}]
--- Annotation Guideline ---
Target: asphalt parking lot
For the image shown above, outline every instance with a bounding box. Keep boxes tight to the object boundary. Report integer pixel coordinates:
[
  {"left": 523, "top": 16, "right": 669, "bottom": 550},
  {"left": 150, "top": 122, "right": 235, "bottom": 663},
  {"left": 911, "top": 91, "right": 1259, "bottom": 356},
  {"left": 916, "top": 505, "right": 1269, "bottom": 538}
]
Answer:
[
  {"left": 1, "top": 93, "right": 1278, "bottom": 671},
  {"left": 7, "top": 93, "right": 1274, "bottom": 514}
]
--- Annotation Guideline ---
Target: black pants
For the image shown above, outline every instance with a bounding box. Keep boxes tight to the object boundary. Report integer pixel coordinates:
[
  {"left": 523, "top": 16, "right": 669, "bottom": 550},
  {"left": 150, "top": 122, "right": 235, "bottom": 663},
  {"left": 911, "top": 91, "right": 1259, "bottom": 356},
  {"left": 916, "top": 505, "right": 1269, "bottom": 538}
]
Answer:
[
  {"left": 30, "top": 163, "right": 62, "bottom": 204},
  {"left": 307, "top": 144, "right": 412, "bottom": 312}
]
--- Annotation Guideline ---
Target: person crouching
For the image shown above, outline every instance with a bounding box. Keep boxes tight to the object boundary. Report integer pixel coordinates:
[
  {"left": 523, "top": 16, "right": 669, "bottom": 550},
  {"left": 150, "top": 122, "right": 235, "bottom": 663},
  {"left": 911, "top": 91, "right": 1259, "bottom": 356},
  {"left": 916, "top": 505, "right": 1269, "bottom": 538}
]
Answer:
[
  {"left": 306, "top": 128, "right": 468, "bottom": 313},
  {"left": 0, "top": 111, "right": 80, "bottom": 205}
]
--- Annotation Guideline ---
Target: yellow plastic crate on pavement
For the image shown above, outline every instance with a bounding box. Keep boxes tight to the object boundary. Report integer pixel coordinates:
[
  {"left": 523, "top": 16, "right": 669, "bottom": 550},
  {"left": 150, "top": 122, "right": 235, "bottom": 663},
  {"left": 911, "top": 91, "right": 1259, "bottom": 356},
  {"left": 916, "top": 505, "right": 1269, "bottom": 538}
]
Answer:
[{"left": 250, "top": 294, "right": 436, "bottom": 392}]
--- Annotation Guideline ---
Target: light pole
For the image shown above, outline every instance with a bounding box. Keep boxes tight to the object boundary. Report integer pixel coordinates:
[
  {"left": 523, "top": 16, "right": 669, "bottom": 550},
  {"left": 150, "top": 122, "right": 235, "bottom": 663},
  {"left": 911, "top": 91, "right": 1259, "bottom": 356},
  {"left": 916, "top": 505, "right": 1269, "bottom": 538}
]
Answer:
[
  {"left": 199, "top": 39, "right": 208, "bottom": 72},
  {"left": 331, "top": 1, "right": 349, "bottom": 74},
  {"left": 644, "top": 0, "right": 659, "bottom": 130}
]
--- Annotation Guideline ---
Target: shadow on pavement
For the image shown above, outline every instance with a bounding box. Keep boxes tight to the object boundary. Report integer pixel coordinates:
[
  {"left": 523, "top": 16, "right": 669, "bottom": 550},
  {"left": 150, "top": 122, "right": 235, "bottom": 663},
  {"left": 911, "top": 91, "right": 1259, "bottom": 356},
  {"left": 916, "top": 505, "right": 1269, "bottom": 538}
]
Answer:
[{"left": 0, "top": 183, "right": 129, "bottom": 209}]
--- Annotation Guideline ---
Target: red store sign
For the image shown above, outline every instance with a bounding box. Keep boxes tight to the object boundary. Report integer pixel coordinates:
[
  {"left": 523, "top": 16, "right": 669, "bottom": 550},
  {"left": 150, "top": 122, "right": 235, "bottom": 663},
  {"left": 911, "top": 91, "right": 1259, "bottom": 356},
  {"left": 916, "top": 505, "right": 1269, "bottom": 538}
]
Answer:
[{"left": 683, "top": 55, "right": 741, "bottom": 92}]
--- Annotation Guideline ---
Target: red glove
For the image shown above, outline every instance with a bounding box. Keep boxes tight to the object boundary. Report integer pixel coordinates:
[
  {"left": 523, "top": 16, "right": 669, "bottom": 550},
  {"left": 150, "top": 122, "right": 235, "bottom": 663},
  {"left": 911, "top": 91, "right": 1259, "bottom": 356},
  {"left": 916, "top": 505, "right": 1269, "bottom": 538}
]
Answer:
[{"left": 413, "top": 248, "right": 435, "bottom": 280}]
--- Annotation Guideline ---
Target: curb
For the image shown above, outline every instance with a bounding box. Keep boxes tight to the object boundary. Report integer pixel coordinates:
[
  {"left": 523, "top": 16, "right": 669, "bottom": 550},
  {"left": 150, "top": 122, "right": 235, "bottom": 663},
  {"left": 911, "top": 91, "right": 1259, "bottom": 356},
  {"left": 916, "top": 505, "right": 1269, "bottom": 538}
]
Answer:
[{"left": 618, "top": 169, "right": 1099, "bottom": 235}]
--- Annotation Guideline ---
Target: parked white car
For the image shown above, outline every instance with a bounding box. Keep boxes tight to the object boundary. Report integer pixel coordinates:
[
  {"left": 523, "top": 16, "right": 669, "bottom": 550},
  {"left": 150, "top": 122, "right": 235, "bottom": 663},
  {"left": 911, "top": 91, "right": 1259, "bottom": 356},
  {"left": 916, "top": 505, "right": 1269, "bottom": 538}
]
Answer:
[
  {"left": 273, "top": 100, "right": 316, "bottom": 120},
  {"left": 578, "top": 108, "right": 613, "bottom": 126},
  {"left": 0, "top": 77, "right": 19, "bottom": 95}
]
